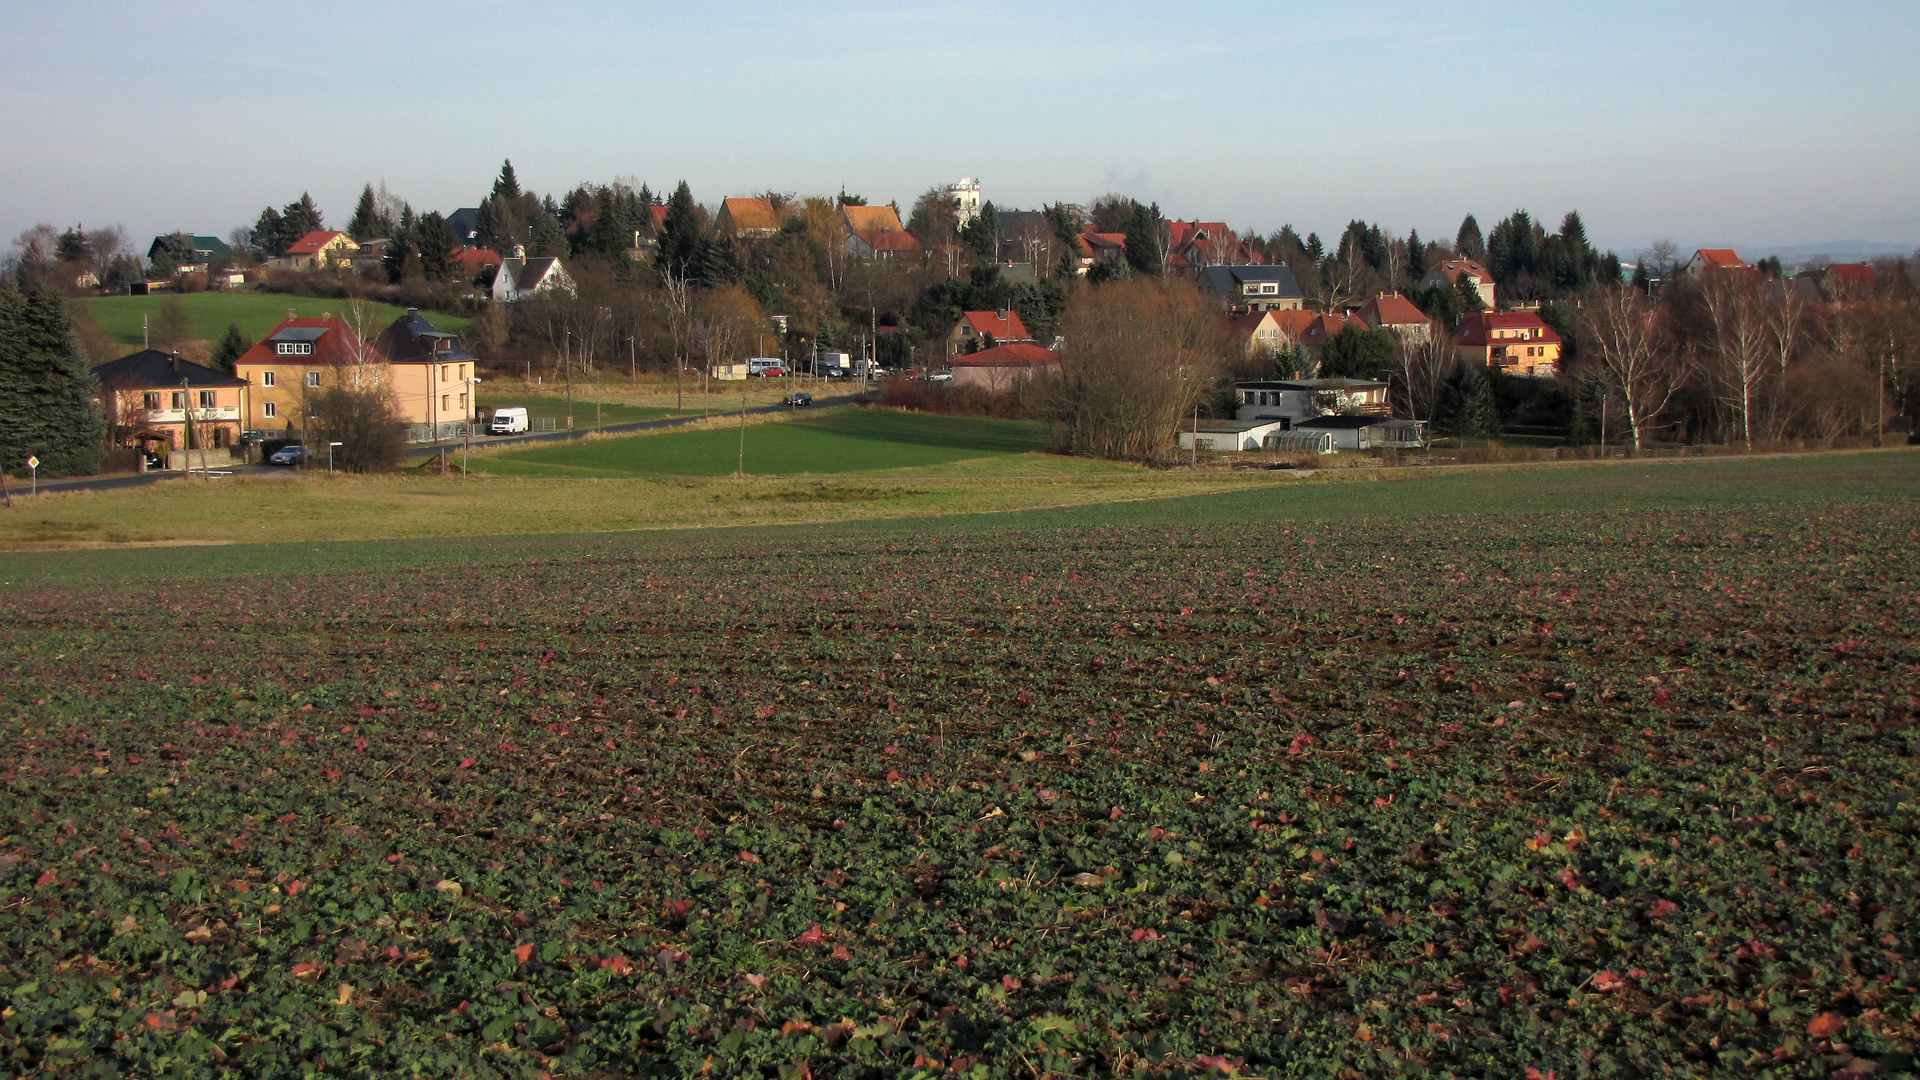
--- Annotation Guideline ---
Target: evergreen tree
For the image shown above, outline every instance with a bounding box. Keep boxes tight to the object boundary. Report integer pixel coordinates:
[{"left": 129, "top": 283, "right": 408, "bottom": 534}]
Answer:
[
  {"left": 1436, "top": 362, "right": 1501, "bottom": 439},
  {"left": 1319, "top": 325, "right": 1396, "bottom": 379},
  {"left": 1123, "top": 202, "right": 1162, "bottom": 276},
  {"left": 252, "top": 206, "right": 286, "bottom": 257},
  {"left": 1630, "top": 259, "right": 1651, "bottom": 294},
  {"left": 1558, "top": 211, "right": 1591, "bottom": 280},
  {"left": 657, "top": 180, "right": 702, "bottom": 280},
  {"left": 280, "top": 193, "right": 323, "bottom": 245},
  {"left": 1304, "top": 232, "right": 1324, "bottom": 262},
  {"left": 56, "top": 227, "right": 91, "bottom": 266},
  {"left": 531, "top": 195, "right": 568, "bottom": 257},
  {"left": 692, "top": 231, "right": 742, "bottom": 288},
  {"left": 961, "top": 200, "right": 1000, "bottom": 263},
  {"left": 210, "top": 322, "right": 250, "bottom": 373},
  {"left": 1405, "top": 227, "right": 1427, "bottom": 279},
  {"left": 1455, "top": 272, "right": 1486, "bottom": 315},
  {"left": 1487, "top": 210, "right": 1539, "bottom": 288},
  {"left": 1413, "top": 280, "right": 1461, "bottom": 328},
  {"left": 1456, "top": 215, "right": 1485, "bottom": 263},
  {"left": 491, "top": 160, "right": 522, "bottom": 205},
  {"left": 0, "top": 282, "right": 107, "bottom": 477},
  {"left": 346, "top": 185, "right": 380, "bottom": 240},
  {"left": 414, "top": 211, "right": 455, "bottom": 281}
]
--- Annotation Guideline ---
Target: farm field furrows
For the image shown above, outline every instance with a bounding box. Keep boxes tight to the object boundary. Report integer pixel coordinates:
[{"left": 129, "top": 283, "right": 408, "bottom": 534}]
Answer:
[{"left": 2, "top": 503, "right": 1917, "bottom": 1077}]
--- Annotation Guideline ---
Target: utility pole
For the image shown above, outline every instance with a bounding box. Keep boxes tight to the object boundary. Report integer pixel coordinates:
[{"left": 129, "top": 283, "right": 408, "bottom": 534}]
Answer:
[
  {"left": 564, "top": 329, "right": 574, "bottom": 430},
  {"left": 676, "top": 361, "right": 683, "bottom": 413},
  {"left": 1191, "top": 406, "right": 1198, "bottom": 468},
  {"left": 737, "top": 393, "right": 746, "bottom": 476}
]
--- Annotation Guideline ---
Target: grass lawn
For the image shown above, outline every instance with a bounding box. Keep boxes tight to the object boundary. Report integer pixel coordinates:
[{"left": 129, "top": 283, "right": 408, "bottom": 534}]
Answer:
[
  {"left": 474, "top": 392, "right": 678, "bottom": 428},
  {"left": 467, "top": 408, "right": 1075, "bottom": 477},
  {"left": 0, "top": 449, "right": 1912, "bottom": 581},
  {"left": 76, "top": 293, "right": 469, "bottom": 347}
]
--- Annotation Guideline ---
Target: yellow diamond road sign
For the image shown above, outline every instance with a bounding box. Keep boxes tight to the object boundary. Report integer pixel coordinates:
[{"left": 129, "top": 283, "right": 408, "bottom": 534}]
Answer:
[{"left": 25, "top": 456, "right": 38, "bottom": 469}]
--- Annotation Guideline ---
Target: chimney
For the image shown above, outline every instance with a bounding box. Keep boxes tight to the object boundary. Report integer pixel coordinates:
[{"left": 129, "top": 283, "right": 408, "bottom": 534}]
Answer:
[
  {"left": 513, "top": 244, "right": 526, "bottom": 259},
  {"left": 171, "top": 355, "right": 180, "bottom": 373},
  {"left": 288, "top": 309, "right": 297, "bottom": 318}
]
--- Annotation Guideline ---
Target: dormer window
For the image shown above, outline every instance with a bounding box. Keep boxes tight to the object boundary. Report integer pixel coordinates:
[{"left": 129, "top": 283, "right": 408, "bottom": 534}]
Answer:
[{"left": 275, "top": 342, "right": 313, "bottom": 356}]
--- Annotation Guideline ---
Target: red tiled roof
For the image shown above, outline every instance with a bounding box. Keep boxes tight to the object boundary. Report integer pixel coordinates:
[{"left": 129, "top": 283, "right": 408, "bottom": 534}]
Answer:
[
  {"left": 843, "top": 205, "right": 904, "bottom": 233},
  {"left": 721, "top": 197, "right": 782, "bottom": 233},
  {"left": 1824, "top": 262, "right": 1877, "bottom": 289},
  {"left": 285, "top": 231, "right": 349, "bottom": 255},
  {"left": 1298, "top": 312, "right": 1362, "bottom": 346},
  {"left": 950, "top": 343, "right": 1056, "bottom": 367},
  {"left": 1451, "top": 311, "right": 1562, "bottom": 348},
  {"left": 1426, "top": 258, "right": 1489, "bottom": 284},
  {"left": 1077, "top": 231, "right": 1128, "bottom": 256},
  {"left": 1693, "top": 248, "right": 1746, "bottom": 270},
  {"left": 233, "top": 315, "right": 376, "bottom": 368},
  {"left": 1359, "top": 293, "right": 1429, "bottom": 327},
  {"left": 1269, "top": 309, "right": 1322, "bottom": 338},
  {"left": 452, "top": 246, "right": 502, "bottom": 269},
  {"left": 650, "top": 205, "right": 668, "bottom": 229},
  {"left": 958, "top": 310, "right": 1031, "bottom": 341},
  {"left": 857, "top": 229, "right": 922, "bottom": 252}
]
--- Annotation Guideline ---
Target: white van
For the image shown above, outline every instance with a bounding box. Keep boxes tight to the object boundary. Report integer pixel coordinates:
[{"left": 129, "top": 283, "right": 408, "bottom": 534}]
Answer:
[
  {"left": 746, "top": 357, "right": 788, "bottom": 377},
  {"left": 489, "top": 407, "right": 529, "bottom": 435}
]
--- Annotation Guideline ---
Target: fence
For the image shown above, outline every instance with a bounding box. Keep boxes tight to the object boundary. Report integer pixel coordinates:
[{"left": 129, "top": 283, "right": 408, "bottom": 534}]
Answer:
[{"left": 407, "top": 421, "right": 472, "bottom": 443}]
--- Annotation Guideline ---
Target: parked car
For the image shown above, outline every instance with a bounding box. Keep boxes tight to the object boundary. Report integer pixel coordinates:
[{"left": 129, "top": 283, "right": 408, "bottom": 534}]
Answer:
[
  {"left": 267, "top": 445, "right": 310, "bottom": 466},
  {"left": 747, "top": 358, "right": 788, "bottom": 377},
  {"left": 783, "top": 392, "right": 812, "bottom": 406},
  {"left": 489, "top": 407, "right": 530, "bottom": 435},
  {"left": 926, "top": 371, "right": 953, "bottom": 384},
  {"left": 748, "top": 367, "right": 789, "bottom": 378}
]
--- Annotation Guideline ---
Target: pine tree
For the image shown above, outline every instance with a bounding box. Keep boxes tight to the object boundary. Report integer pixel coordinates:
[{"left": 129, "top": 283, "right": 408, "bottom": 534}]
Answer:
[
  {"left": 281, "top": 193, "right": 323, "bottom": 245},
  {"left": 415, "top": 211, "right": 455, "bottom": 281},
  {"left": 0, "top": 283, "right": 107, "bottom": 477},
  {"left": 1406, "top": 227, "right": 1427, "bottom": 279},
  {"left": 491, "top": 160, "right": 522, "bottom": 205},
  {"left": 657, "top": 181, "right": 702, "bottom": 280},
  {"left": 1455, "top": 272, "right": 1486, "bottom": 315},
  {"left": 1124, "top": 202, "right": 1161, "bottom": 276},
  {"left": 1437, "top": 362, "right": 1500, "bottom": 439},
  {"left": 210, "top": 323, "right": 250, "bottom": 373},
  {"left": 252, "top": 207, "right": 285, "bottom": 257},
  {"left": 346, "top": 184, "right": 380, "bottom": 241},
  {"left": 1456, "top": 215, "right": 1485, "bottom": 263}
]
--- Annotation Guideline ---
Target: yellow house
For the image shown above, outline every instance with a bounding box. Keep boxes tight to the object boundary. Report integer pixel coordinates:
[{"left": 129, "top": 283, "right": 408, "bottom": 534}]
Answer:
[
  {"left": 272, "top": 230, "right": 359, "bottom": 270},
  {"left": 1451, "top": 312, "right": 1562, "bottom": 377},
  {"left": 374, "top": 309, "right": 478, "bottom": 439},
  {"left": 233, "top": 314, "right": 387, "bottom": 437}
]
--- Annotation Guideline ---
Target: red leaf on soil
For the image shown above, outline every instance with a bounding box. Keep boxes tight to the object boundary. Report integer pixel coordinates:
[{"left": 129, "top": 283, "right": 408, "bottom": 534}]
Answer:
[
  {"left": 831, "top": 945, "right": 851, "bottom": 960},
  {"left": 738, "top": 850, "right": 759, "bottom": 864},
  {"left": 286, "top": 880, "right": 305, "bottom": 896},
  {"left": 599, "top": 955, "right": 634, "bottom": 975},
  {"left": 34, "top": 870, "right": 56, "bottom": 887},
  {"left": 1646, "top": 899, "right": 1680, "bottom": 919},
  {"left": 290, "top": 962, "right": 321, "bottom": 979},
  {"left": 1807, "top": 1012, "right": 1845, "bottom": 1039},
  {"left": 515, "top": 943, "right": 534, "bottom": 963},
  {"left": 1000, "top": 975, "right": 1022, "bottom": 992},
  {"left": 458, "top": 758, "right": 475, "bottom": 769},
  {"left": 1132, "top": 928, "right": 1162, "bottom": 942},
  {"left": 795, "top": 925, "right": 824, "bottom": 945},
  {"left": 1592, "top": 971, "right": 1626, "bottom": 992}
]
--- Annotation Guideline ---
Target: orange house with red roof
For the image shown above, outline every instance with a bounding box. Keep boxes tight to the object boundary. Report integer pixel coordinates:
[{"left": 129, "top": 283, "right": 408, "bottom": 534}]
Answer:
[{"left": 1452, "top": 311, "right": 1561, "bottom": 376}]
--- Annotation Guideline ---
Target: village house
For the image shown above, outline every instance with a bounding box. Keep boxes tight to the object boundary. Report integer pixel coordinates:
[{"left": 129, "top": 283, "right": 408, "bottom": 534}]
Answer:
[
  {"left": 271, "top": 230, "right": 359, "bottom": 271},
  {"left": 948, "top": 309, "right": 1031, "bottom": 356},
  {"left": 1678, "top": 248, "right": 1750, "bottom": 277},
  {"left": 842, "top": 205, "right": 922, "bottom": 259},
  {"left": 1217, "top": 309, "right": 1287, "bottom": 360},
  {"left": 946, "top": 343, "right": 1058, "bottom": 393},
  {"left": 92, "top": 350, "right": 249, "bottom": 460},
  {"left": 1165, "top": 221, "right": 1260, "bottom": 271},
  {"left": 1296, "top": 312, "right": 1365, "bottom": 361},
  {"left": 1452, "top": 311, "right": 1561, "bottom": 376},
  {"left": 1293, "top": 414, "right": 1426, "bottom": 450},
  {"left": 490, "top": 255, "right": 575, "bottom": 302},
  {"left": 1235, "top": 378, "right": 1391, "bottom": 426},
  {"left": 1357, "top": 292, "right": 1433, "bottom": 343},
  {"left": 232, "top": 313, "right": 386, "bottom": 438},
  {"left": 373, "top": 309, "right": 479, "bottom": 440},
  {"left": 1177, "top": 417, "right": 1294, "bottom": 453},
  {"left": 716, "top": 197, "right": 783, "bottom": 238},
  {"left": 1421, "top": 258, "right": 1496, "bottom": 309},
  {"left": 1073, "top": 231, "right": 1129, "bottom": 274},
  {"left": 1197, "top": 265, "right": 1304, "bottom": 311}
]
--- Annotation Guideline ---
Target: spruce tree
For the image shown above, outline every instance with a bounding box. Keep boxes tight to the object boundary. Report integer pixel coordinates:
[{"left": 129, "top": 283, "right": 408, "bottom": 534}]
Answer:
[
  {"left": 414, "top": 211, "right": 455, "bottom": 281},
  {"left": 1124, "top": 202, "right": 1161, "bottom": 276},
  {"left": 346, "top": 184, "right": 380, "bottom": 240},
  {"left": 491, "top": 160, "right": 522, "bottom": 205},
  {"left": 1406, "top": 227, "right": 1426, "bottom": 279},
  {"left": 0, "top": 283, "right": 107, "bottom": 477},
  {"left": 281, "top": 193, "right": 323, "bottom": 246},
  {"left": 211, "top": 323, "right": 250, "bottom": 373},
  {"left": 253, "top": 206, "right": 285, "bottom": 257},
  {"left": 1437, "top": 362, "right": 1501, "bottom": 440},
  {"left": 657, "top": 181, "right": 702, "bottom": 280},
  {"left": 1456, "top": 215, "right": 1485, "bottom": 263}
]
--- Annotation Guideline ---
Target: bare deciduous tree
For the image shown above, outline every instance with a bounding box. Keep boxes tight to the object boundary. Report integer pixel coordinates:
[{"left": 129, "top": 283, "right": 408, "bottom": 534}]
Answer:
[
  {"left": 1580, "top": 287, "right": 1689, "bottom": 451},
  {"left": 1395, "top": 327, "right": 1457, "bottom": 422},
  {"left": 1698, "top": 270, "right": 1772, "bottom": 448},
  {"left": 1044, "top": 279, "right": 1227, "bottom": 460}
]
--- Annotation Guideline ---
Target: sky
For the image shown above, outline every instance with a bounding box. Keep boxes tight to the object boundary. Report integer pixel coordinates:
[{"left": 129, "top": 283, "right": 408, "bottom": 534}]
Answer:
[{"left": 4, "top": 1, "right": 1918, "bottom": 259}]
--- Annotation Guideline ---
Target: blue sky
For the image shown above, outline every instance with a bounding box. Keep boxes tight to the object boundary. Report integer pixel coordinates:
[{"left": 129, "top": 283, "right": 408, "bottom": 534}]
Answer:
[{"left": 4, "top": 1, "right": 1917, "bottom": 257}]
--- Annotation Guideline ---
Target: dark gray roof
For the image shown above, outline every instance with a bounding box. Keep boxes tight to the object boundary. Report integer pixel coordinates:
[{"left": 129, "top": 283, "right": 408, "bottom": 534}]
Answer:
[
  {"left": 446, "top": 208, "right": 480, "bottom": 243},
  {"left": 376, "top": 309, "right": 476, "bottom": 365},
  {"left": 91, "top": 350, "right": 248, "bottom": 389},
  {"left": 269, "top": 326, "right": 329, "bottom": 344},
  {"left": 1237, "top": 378, "right": 1388, "bottom": 392},
  {"left": 1199, "top": 264, "right": 1303, "bottom": 298},
  {"left": 517, "top": 257, "right": 560, "bottom": 291},
  {"left": 1186, "top": 418, "right": 1289, "bottom": 433}
]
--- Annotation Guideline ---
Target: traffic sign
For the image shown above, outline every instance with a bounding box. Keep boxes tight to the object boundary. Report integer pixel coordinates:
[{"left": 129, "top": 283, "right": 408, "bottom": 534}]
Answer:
[{"left": 24, "top": 456, "right": 37, "bottom": 469}]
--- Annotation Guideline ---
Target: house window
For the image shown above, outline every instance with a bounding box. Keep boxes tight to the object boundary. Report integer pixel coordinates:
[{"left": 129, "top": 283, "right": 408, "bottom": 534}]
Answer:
[
  {"left": 199, "top": 390, "right": 216, "bottom": 408},
  {"left": 143, "top": 391, "right": 161, "bottom": 409},
  {"left": 442, "top": 394, "right": 451, "bottom": 411},
  {"left": 441, "top": 365, "right": 450, "bottom": 380},
  {"left": 262, "top": 401, "right": 276, "bottom": 419},
  {"left": 275, "top": 342, "right": 313, "bottom": 356},
  {"left": 171, "top": 391, "right": 186, "bottom": 409},
  {"left": 261, "top": 370, "right": 276, "bottom": 387},
  {"left": 459, "top": 392, "right": 467, "bottom": 413},
  {"left": 305, "top": 372, "right": 321, "bottom": 388}
]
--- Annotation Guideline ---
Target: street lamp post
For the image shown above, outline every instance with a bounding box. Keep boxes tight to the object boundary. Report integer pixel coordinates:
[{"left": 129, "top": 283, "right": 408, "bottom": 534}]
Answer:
[
  {"left": 327, "top": 441, "right": 343, "bottom": 475},
  {"left": 465, "top": 376, "right": 481, "bottom": 475}
]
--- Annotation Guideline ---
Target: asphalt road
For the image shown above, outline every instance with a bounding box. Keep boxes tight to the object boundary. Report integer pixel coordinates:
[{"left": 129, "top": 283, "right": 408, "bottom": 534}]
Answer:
[{"left": 405, "top": 389, "right": 864, "bottom": 459}]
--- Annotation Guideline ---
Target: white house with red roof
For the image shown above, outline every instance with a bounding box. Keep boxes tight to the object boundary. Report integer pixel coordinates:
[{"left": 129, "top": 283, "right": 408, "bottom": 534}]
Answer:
[
  {"left": 948, "top": 309, "right": 1031, "bottom": 356},
  {"left": 1680, "top": 248, "right": 1751, "bottom": 277},
  {"left": 271, "top": 230, "right": 358, "bottom": 271},
  {"left": 947, "top": 343, "right": 1058, "bottom": 392}
]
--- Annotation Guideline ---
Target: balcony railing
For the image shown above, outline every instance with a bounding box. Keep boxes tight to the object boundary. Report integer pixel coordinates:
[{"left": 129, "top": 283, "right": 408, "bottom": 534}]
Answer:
[{"left": 144, "top": 406, "right": 240, "bottom": 422}]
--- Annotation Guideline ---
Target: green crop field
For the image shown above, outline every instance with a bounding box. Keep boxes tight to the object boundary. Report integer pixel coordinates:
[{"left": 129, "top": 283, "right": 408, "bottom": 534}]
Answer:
[
  {"left": 468, "top": 407, "right": 1108, "bottom": 478},
  {"left": 0, "top": 452, "right": 1915, "bottom": 1077},
  {"left": 76, "top": 293, "right": 469, "bottom": 348},
  {"left": 474, "top": 392, "right": 679, "bottom": 428}
]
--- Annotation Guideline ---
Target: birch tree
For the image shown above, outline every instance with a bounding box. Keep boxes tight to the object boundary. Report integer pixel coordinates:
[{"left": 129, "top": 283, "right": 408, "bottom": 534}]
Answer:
[{"left": 1580, "top": 287, "right": 1687, "bottom": 452}]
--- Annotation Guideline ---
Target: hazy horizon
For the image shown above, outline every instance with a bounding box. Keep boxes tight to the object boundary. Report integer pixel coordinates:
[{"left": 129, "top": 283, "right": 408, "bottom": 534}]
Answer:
[{"left": 5, "top": 1, "right": 1916, "bottom": 261}]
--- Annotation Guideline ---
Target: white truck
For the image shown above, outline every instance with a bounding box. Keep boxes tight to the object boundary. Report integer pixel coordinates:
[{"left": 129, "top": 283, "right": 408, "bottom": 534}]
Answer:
[{"left": 488, "top": 407, "right": 530, "bottom": 435}]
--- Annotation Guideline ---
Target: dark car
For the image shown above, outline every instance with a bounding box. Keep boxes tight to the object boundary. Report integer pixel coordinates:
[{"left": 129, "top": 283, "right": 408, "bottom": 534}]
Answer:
[{"left": 783, "top": 392, "right": 812, "bottom": 407}]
